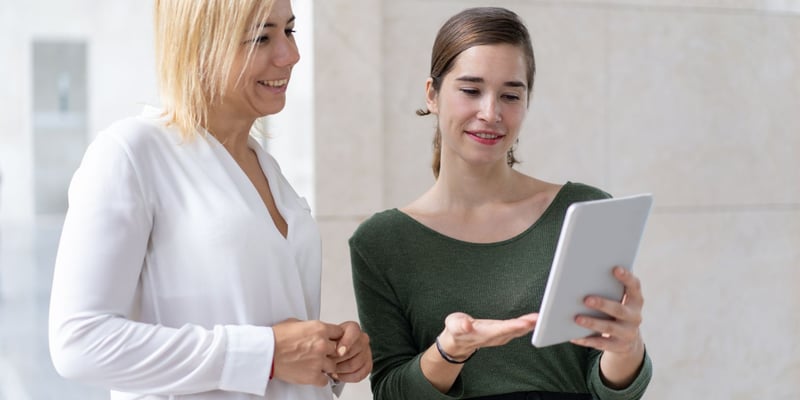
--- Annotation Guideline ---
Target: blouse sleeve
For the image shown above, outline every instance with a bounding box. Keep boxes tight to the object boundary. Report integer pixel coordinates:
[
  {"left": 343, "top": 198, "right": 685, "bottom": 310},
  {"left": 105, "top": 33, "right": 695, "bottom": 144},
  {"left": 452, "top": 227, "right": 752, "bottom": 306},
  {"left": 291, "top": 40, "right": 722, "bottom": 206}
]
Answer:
[
  {"left": 585, "top": 348, "right": 653, "bottom": 400},
  {"left": 349, "top": 239, "right": 466, "bottom": 400},
  {"left": 48, "top": 131, "right": 273, "bottom": 396}
]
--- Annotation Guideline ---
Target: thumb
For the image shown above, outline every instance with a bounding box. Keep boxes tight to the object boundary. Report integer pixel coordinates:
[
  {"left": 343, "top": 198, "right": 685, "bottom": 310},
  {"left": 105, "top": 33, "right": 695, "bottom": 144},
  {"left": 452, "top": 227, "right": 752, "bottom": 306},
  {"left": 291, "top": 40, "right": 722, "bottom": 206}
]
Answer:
[{"left": 461, "top": 316, "right": 475, "bottom": 333}]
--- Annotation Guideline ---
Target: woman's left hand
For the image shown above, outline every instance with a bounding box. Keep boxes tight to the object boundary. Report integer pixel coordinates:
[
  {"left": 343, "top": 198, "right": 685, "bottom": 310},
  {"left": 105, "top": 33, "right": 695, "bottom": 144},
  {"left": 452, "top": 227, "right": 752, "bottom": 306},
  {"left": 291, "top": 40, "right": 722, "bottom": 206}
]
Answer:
[
  {"left": 330, "top": 321, "right": 372, "bottom": 383},
  {"left": 570, "top": 266, "right": 645, "bottom": 388}
]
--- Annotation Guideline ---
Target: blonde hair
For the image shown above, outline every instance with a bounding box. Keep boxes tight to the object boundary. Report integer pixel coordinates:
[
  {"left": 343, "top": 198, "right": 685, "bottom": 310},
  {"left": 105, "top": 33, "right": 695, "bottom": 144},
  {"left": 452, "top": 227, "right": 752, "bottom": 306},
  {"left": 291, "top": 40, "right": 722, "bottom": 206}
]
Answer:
[{"left": 154, "top": 0, "right": 274, "bottom": 139}]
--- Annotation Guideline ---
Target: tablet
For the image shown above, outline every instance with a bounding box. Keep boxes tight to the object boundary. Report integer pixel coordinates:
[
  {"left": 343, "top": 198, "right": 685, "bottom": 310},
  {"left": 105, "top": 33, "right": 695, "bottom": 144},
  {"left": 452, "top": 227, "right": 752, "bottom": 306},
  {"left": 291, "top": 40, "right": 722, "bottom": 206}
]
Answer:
[{"left": 531, "top": 193, "right": 653, "bottom": 348}]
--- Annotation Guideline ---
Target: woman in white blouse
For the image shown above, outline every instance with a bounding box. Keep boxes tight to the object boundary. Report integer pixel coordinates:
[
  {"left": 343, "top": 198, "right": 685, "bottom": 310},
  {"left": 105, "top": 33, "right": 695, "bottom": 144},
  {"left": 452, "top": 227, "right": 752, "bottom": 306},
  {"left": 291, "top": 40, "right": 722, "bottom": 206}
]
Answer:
[{"left": 48, "top": 1, "right": 371, "bottom": 399}]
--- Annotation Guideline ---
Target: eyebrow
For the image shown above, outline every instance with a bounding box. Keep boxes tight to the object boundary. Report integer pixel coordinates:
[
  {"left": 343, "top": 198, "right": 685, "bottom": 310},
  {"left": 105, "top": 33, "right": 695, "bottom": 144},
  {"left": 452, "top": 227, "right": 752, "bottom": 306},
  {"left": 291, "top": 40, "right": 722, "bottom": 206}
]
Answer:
[
  {"left": 455, "top": 76, "right": 527, "bottom": 89},
  {"left": 259, "top": 15, "right": 296, "bottom": 29}
]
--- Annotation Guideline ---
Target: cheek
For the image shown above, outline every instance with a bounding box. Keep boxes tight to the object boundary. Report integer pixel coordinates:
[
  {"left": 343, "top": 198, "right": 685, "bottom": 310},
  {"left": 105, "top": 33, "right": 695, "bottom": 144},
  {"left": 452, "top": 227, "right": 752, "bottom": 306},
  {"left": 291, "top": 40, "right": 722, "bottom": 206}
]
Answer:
[
  {"left": 439, "top": 96, "right": 475, "bottom": 123},
  {"left": 506, "top": 105, "right": 527, "bottom": 125}
]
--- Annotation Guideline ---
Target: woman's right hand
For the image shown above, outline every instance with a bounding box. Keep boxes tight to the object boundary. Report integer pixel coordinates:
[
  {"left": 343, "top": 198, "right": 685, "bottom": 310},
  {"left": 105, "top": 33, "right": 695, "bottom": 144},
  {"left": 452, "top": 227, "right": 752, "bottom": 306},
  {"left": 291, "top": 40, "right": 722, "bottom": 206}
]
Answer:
[
  {"left": 437, "top": 312, "right": 538, "bottom": 360},
  {"left": 272, "top": 318, "right": 345, "bottom": 386}
]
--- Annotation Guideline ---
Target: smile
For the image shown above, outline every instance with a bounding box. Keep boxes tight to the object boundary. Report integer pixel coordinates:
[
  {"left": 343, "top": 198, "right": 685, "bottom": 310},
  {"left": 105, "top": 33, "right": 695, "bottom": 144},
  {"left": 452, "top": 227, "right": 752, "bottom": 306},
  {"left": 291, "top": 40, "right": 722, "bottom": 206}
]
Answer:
[
  {"left": 466, "top": 130, "right": 505, "bottom": 145},
  {"left": 258, "top": 78, "right": 289, "bottom": 88},
  {"left": 471, "top": 132, "right": 502, "bottom": 139}
]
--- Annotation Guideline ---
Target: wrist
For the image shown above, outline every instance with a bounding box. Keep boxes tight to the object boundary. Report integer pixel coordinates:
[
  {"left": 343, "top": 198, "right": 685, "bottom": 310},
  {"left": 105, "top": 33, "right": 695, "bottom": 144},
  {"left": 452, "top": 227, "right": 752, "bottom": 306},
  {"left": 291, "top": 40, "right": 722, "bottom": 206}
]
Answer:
[{"left": 435, "top": 335, "right": 477, "bottom": 364}]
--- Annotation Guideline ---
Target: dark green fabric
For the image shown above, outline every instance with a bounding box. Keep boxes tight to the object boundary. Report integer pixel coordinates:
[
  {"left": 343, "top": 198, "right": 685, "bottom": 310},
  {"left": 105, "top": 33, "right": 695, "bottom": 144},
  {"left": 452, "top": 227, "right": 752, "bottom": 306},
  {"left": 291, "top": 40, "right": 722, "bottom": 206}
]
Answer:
[{"left": 349, "top": 182, "right": 652, "bottom": 400}]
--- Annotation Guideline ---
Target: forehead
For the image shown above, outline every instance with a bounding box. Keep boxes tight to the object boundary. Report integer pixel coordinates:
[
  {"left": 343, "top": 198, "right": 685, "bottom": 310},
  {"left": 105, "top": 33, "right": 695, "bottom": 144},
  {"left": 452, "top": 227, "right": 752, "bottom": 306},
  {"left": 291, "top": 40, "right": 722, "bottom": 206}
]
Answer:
[
  {"left": 448, "top": 44, "right": 527, "bottom": 82},
  {"left": 262, "top": 0, "right": 293, "bottom": 23}
]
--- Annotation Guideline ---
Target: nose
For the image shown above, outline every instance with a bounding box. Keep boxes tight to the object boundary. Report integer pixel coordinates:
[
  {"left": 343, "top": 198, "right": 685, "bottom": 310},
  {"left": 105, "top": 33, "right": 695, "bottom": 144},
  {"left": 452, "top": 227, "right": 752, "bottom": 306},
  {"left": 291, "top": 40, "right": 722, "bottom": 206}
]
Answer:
[
  {"left": 273, "top": 35, "right": 300, "bottom": 68},
  {"left": 477, "top": 97, "right": 501, "bottom": 123}
]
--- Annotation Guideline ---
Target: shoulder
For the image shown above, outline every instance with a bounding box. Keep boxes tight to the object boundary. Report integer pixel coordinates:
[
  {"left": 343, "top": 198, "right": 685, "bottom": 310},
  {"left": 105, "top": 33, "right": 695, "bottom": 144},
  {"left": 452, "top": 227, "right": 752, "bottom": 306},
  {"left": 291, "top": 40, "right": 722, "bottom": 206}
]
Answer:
[
  {"left": 79, "top": 116, "right": 163, "bottom": 169},
  {"left": 95, "top": 114, "right": 176, "bottom": 155},
  {"left": 349, "top": 209, "right": 406, "bottom": 247},
  {"left": 561, "top": 181, "right": 612, "bottom": 202}
]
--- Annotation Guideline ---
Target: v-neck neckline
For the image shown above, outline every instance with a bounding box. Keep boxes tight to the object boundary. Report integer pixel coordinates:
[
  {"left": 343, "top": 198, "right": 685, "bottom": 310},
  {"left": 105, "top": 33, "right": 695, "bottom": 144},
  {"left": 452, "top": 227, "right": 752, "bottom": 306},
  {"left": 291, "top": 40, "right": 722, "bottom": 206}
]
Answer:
[{"left": 205, "top": 133, "right": 291, "bottom": 242}]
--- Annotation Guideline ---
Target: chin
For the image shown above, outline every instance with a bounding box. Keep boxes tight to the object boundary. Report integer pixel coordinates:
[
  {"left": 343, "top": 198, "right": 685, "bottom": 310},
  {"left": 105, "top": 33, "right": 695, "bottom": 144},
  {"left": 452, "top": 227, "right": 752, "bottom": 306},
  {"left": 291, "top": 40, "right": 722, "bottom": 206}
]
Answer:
[{"left": 258, "top": 103, "right": 287, "bottom": 117}]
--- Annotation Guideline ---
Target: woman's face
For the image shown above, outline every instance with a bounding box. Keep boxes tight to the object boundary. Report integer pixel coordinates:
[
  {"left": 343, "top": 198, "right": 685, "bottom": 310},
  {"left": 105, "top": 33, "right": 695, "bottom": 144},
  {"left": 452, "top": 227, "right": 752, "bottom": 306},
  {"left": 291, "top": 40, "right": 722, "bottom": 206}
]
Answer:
[
  {"left": 426, "top": 43, "right": 529, "bottom": 171},
  {"left": 222, "top": 0, "right": 300, "bottom": 120}
]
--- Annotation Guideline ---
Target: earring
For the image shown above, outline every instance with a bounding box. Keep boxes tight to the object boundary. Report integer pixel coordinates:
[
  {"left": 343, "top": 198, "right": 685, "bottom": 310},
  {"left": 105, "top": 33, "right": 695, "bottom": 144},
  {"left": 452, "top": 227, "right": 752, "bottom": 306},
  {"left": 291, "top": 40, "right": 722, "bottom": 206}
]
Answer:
[{"left": 506, "top": 138, "right": 519, "bottom": 166}]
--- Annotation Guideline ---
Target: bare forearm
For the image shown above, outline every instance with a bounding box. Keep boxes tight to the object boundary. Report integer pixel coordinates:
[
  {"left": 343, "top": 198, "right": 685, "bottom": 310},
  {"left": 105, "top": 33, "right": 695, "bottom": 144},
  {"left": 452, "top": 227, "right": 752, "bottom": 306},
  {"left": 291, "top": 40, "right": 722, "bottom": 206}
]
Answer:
[
  {"left": 599, "top": 339, "right": 646, "bottom": 389},
  {"left": 419, "top": 344, "right": 463, "bottom": 393}
]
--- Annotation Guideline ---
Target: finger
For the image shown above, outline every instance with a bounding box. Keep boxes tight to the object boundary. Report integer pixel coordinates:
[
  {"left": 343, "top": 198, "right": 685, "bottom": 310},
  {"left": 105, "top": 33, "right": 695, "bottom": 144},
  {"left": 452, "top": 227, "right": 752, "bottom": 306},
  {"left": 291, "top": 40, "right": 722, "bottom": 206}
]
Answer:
[
  {"left": 335, "top": 360, "right": 372, "bottom": 383},
  {"left": 339, "top": 333, "right": 369, "bottom": 362},
  {"left": 482, "top": 316, "right": 537, "bottom": 335},
  {"left": 615, "top": 267, "right": 644, "bottom": 306},
  {"left": 575, "top": 314, "right": 640, "bottom": 344},
  {"left": 335, "top": 322, "right": 363, "bottom": 356},
  {"left": 583, "top": 296, "right": 627, "bottom": 321},
  {"left": 516, "top": 313, "right": 539, "bottom": 323},
  {"left": 321, "top": 357, "right": 338, "bottom": 376},
  {"left": 469, "top": 318, "right": 537, "bottom": 347},
  {"left": 335, "top": 351, "right": 367, "bottom": 374},
  {"left": 323, "top": 323, "right": 346, "bottom": 342},
  {"left": 461, "top": 317, "right": 475, "bottom": 333},
  {"left": 575, "top": 314, "right": 618, "bottom": 336},
  {"left": 444, "top": 312, "right": 475, "bottom": 335},
  {"left": 332, "top": 338, "right": 363, "bottom": 364},
  {"left": 570, "top": 334, "right": 618, "bottom": 352},
  {"left": 313, "top": 337, "right": 340, "bottom": 358}
]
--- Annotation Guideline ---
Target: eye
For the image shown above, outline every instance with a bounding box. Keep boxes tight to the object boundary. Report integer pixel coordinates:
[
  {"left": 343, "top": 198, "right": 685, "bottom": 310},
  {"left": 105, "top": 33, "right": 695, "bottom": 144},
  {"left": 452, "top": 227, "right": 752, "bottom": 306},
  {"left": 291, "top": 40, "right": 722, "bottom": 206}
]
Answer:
[
  {"left": 285, "top": 28, "right": 296, "bottom": 37},
  {"left": 460, "top": 88, "right": 480, "bottom": 96},
  {"left": 249, "top": 35, "right": 270, "bottom": 45},
  {"left": 502, "top": 93, "right": 521, "bottom": 102}
]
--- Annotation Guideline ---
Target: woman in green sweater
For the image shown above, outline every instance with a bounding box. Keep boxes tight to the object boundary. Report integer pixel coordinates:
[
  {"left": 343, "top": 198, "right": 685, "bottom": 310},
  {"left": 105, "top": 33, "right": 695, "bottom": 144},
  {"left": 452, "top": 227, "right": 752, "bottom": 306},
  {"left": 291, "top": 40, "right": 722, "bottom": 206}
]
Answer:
[{"left": 349, "top": 7, "right": 652, "bottom": 400}]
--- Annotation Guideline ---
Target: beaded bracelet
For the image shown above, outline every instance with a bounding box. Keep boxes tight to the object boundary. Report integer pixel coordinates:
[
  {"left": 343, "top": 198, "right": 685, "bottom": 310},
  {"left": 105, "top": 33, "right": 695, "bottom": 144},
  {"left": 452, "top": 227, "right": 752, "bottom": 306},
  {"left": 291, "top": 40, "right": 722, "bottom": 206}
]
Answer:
[{"left": 435, "top": 336, "right": 477, "bottom": 364}]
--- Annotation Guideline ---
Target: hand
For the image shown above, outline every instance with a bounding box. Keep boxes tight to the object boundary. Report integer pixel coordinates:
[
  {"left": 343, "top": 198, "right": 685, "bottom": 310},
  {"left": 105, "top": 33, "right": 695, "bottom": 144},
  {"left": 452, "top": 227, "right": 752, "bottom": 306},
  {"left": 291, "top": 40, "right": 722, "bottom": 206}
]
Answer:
[
  {"left": 272, "top": 318, "right": 345, "bottom": 387},
  {"left": 570, "top": 267, "right": 646, "bottom": 389},
  {"left": 570, "top": 267, "right": 645, "bottom": 355},
  {"left": 329, "top": 321, "right": 372, "bottom": 383},
  {"left": 437, "top": 312, "right": 538, "bottom": 360}
]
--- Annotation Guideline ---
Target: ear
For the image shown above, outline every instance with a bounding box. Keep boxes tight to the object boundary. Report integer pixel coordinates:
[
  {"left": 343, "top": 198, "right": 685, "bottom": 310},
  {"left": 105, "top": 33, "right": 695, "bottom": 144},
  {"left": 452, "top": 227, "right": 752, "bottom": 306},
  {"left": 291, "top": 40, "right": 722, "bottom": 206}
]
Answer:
[{"left": 425, "top": 77, "right": 439, "bottom": 115}]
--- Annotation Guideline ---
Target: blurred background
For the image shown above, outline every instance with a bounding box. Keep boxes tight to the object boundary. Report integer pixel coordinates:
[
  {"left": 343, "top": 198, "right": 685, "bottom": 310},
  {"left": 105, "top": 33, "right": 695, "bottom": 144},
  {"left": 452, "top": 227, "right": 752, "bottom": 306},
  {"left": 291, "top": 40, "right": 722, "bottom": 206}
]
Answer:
[{"left": 1, "top": 0, "right": 798, "bottom": 399}]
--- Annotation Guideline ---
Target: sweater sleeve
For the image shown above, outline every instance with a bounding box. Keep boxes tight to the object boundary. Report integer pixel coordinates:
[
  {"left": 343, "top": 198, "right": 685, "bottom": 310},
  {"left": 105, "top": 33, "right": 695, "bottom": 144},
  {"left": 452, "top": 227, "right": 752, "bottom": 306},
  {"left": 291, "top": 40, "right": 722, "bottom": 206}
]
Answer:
[
  {"left": 48, "top": 131, "right": 273, "bottom": 396},
  {"left": 585, "top": 348, "right": 653, "bottom": 400},
  {"left": 349, "top": 238, "right": 465, "bottom": 400}
]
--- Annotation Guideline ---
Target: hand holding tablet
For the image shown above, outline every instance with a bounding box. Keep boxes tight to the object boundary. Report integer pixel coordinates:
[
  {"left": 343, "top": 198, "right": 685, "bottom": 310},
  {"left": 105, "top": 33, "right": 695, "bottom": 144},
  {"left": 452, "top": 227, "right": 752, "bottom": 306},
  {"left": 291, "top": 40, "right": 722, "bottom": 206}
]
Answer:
[{"left": 531, "top": 194, "right": 653, "bottom": 348}]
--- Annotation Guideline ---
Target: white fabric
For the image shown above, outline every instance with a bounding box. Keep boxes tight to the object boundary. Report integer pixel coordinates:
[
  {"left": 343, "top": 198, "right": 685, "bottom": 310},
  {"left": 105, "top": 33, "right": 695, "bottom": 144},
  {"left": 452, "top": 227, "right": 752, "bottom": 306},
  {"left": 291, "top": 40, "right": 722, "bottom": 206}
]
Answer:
[{"left": 49, "top": 113, "right": 334, "bottom": 399}]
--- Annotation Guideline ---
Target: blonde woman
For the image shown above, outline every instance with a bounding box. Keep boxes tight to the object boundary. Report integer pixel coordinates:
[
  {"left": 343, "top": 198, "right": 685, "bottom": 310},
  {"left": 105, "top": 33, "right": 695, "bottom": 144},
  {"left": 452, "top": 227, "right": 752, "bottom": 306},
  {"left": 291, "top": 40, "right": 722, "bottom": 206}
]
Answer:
[{"left": 48, "top": 1, "right": 371, "bottom": 399}]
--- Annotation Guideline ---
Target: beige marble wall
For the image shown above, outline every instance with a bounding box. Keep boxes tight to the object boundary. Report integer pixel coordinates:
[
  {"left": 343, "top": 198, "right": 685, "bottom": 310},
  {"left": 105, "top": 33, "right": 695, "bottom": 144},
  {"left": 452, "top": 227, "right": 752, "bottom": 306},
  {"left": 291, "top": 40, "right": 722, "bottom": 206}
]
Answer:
[
  {"left": 314, "top": 1, "right": 383, "bottom": 398},
  {"left": 313, "top": 1, "right": 800, "bottom": 399}
]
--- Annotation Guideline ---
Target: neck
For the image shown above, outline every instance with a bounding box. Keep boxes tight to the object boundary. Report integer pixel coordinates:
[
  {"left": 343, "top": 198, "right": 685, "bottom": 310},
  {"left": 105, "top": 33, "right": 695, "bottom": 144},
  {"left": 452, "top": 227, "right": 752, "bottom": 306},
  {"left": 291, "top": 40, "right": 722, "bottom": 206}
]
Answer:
[
  {"left": 205, "top": 107, "right": 257, "bottom": 158},
  {"left": 431, "top": 159, "right": 518, "bottom": 209}
]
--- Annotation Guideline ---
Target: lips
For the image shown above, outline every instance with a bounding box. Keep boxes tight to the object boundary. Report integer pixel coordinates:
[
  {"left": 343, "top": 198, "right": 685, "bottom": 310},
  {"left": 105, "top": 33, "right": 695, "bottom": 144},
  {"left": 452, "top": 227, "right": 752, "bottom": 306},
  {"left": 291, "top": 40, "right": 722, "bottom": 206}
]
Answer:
[
  {"left": 469, "top": 131, "right": 503, "bottom": 140},
  {"left": 465, "top": 130, "right": 505, "bottom": 145},
  {"left": 258, "top": 78, "right": 289, "bottom": 88}
]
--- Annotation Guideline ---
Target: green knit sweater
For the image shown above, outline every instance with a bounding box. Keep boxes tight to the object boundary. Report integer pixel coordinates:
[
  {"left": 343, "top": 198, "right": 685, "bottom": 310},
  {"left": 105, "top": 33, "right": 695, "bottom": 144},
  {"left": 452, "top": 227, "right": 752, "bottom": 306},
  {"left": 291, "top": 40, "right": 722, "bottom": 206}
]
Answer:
[{"left": 349, "top": 182, "right": 652, "bottom": 400}]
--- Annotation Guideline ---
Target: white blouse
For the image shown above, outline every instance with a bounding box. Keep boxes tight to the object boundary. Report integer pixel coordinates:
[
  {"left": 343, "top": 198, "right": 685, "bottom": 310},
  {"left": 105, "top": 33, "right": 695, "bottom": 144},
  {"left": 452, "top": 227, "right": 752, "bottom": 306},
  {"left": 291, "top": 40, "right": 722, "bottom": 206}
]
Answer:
[{"left": 49, "top": 113, "right": 335, "bottom": 399}]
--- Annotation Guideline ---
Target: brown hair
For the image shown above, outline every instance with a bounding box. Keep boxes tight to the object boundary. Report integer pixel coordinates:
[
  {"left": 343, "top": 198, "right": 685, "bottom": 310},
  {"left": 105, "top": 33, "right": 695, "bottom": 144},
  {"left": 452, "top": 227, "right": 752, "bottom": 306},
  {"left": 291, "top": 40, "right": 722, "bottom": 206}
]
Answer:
[{"left": 417, "top": 7, "right": 535, "bottom": 178}]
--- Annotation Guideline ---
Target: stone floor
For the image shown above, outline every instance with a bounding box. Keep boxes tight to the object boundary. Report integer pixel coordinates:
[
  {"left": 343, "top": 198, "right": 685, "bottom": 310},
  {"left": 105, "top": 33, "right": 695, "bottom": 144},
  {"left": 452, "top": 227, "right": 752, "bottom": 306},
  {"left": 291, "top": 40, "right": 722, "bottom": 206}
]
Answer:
[{"left": 0, "top": 215, "right": 106, "bottom": 400}]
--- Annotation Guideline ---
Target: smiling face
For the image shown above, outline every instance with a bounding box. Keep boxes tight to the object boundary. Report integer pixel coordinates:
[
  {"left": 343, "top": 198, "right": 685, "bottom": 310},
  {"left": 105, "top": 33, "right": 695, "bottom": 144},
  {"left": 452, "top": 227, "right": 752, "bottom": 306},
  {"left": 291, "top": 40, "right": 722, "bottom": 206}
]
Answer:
[
  {"left": 216, "top": 0, "right": 299, "bottom": 121},
  {"left": 426, "top": 43, "right": 529, "bottom": 172}
]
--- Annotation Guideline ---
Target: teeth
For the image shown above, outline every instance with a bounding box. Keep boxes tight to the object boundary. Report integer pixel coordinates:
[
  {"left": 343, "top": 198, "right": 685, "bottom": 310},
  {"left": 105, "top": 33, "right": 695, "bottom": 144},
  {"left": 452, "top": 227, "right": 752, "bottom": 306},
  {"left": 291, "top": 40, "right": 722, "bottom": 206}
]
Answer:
[
  {"left": 260, "top": 79, "right": 288, "bottom": 87},
  {"left": 474, "top": 132, "right": 499, "bottom": 139}
]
